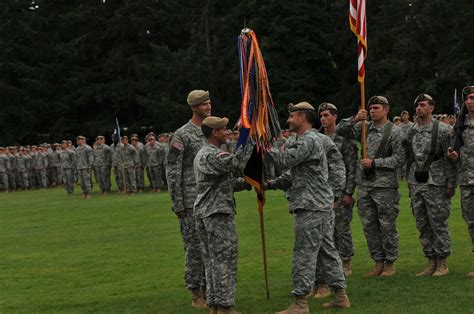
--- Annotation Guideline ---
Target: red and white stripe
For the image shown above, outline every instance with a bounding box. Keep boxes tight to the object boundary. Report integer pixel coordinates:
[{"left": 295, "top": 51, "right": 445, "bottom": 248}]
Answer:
[{"left": 349, "top": 0, "right": 367, "bottom": 82}]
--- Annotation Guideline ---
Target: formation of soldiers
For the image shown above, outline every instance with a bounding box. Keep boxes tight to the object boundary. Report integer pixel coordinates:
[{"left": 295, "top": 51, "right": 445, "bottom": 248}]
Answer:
[
  {"left": 0, "top": 133, "right": 170, "bottom": 198},
  {"left": 166, "top": 87, "right": 474, "bottom": 314}
]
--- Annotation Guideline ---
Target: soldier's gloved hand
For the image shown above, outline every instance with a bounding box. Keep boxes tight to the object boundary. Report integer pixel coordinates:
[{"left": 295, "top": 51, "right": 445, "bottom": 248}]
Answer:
[
  {"left": 175, "top": 210, "right": 186, "bottom": 219},
  {"left": 446, "top": 187, "right": 455, "bottom": 199}
]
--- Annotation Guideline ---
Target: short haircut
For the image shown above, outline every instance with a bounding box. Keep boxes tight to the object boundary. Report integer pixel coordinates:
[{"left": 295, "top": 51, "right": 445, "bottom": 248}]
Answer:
[
  {"left": 298, "top": 110, "right": 318, "bottom": 127},
  {"left": 201, "top": 125, "right": 213, "bottom": 138}
]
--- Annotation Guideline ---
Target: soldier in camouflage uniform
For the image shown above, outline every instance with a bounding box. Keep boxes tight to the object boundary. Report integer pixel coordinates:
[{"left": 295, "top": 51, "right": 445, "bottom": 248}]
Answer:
[
  {"left": 114, "top": 136, "right": 138, "bottom": 195},
  {"left": 447, "top": 86, "right": 474, "bottom": 278},
  {"left": 0, "top": 147, "right": 10, "bottom": 192},
  {"left": 60, "top": 140, "right": 76, "bottom": 195},
  {"left": 17, "top": 147, "right": 31, "bottom": 190},
  {"left": 93, "top": 136, "right": 113, "bottom": 194},
  {"left": 75, "top": 136, "right": 95, "bottom": 198},
  {"left": 52, "top": 144, "right": 62, "bottom": 187},
  {"left": 337, "top": 96, "right": 405, "bottom": 277},
  {"left": 144, "top": 135, "right": 165, "bottom": 192},
  {"left": 166, "top": 90, "right": 211, "bottom": 309},
  {"left": 313, "top": 103, "right": 358, "bottom": 299},
  {"left": 35, "top": 146, "right": 48, "bottom": 189},
  {"left": 266, "top": 102, "right": 349, "bottom": 313},
  {"left": 131, "top": 136, "right": 146, "bottom": 192},
  {"left": 194, "top": 116, "right": 253, "bottom": 314},
  {"left": 406, "top": 94, "right": 456, "bottom": 277},
  {"left": 29, "top": 147, "right": 38, "bottom": 189},
  {"left": 7, "top": 147, "right": 18, "bottom": 191}
]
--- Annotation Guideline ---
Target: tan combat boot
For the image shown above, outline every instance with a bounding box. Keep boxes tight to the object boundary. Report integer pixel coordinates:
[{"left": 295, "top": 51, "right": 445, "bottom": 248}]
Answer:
[
  {"left": 416, "top": 258, "right": 437, "bottom": 276},
  {"left": 380, "top": 261, "right": 396, "bottom": 277},
  {"left": 364, "top": 261, "right": 384, "bottom": 277},
  {"left": 468, "top": 272, "right": 474, "bottom": 278},
  {"left": 191, "top": 288, "right": 207, "bottom": 309},
  {"left": 313, "top": 284, "right": 331, "bottom": 299},
  {"left": 275, "top": 295, "right": 309, "bottom": 314},
  {"left": 209, "top": 306, "right": 218, "bottom": 314},
  {"left": 216, "top": 308, "right": 237, "bottom": 314},
  {"left": 432, "top": 257, "right": 449, "bottom": 276},
  {"left": 322, "top": 288, "right": 351, "bottom": 309},
  {"left": 343, "top": 260, "right": 352, "bottom": 277}
]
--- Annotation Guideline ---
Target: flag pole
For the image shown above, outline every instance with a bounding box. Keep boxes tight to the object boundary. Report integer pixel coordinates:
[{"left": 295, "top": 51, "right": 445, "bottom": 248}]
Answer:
[
  {"left": 360, "top": 80, "right": 367, "bottom": 159},
  {"left": 257, "top": 191, "right": 270, "bottom": 300}
]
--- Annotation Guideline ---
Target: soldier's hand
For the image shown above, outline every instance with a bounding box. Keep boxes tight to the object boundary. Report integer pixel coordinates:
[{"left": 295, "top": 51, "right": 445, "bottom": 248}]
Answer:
[
  {"left": 175, "top": 210, "right": 186, "bottom": 219},
  {"left": 342, "top": 194, "right": 354, "bottom": 207},
  {"left": 447, "top": 148, "right": 459, "bottom": 161},
  {"left": 446, "top": 187, "right": 455, "bottom": 199},
  {"left": 360, "top": 158, "right": 374, "bottom": 169},
  {"left": 354, "top": 109, "right": 368, "bottom": 123}
]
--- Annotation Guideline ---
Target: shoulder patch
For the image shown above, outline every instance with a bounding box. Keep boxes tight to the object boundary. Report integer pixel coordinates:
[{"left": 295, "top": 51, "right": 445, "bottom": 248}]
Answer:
[{"left": 171, "top": 142, "right": 184, "bottom": 151}]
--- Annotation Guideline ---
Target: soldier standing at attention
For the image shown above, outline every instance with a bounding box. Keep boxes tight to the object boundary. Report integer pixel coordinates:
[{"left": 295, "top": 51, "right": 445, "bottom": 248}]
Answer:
[
  {"left": 75, "top": 136, "right": 95, "bottom": 199},
  {"left": 7, "top": 147, "right": 18, "bottom": 191},
  {"left": 60, "top": 140, "right": 76, "bottom": 196},
  {"left": 407, "top": 94, "right": 456, "bottom": 276},
  {"left": 131, "top": 136, "right": 146, "bottom": 193},
  {"left": 0, "top": 147, "right": 10, "bottom": 192},
  {"left": 312, "top": 103, "right": 358, "bottom": 298},
  {"left": 166, "top": 90, "right": 211, "bottom": 309},
  {"left": 337, "top": 96, "right": 405, "bottom": 277},
  {"left": 144, "top": 135, "right": 165, "bottom": 192},
  {"left": 194, "top": 116, "right": 253, "bottom": 314},
  {"left": 115, "top": 136, "right": 138, "bottom": 195},
  {"left": 447, "top": 85, "right": 474, "bottom": 278},
  {"left": 93, "top": 135, "right": 113, "bottom": 194},
  {"left": 266, "top": 102, "right": 350, "bottom": 313}
]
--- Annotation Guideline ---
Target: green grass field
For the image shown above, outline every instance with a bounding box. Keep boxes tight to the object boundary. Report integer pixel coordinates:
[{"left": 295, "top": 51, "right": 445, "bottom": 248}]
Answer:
[{"left": 1, "top": 182, "right": 472, "bottom": 313}]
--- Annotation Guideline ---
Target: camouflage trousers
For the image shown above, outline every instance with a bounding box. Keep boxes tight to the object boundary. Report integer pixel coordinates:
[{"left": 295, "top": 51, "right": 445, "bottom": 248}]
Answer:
[
  {"left": 77, "top": 169, "right": 92, "bottom": 194},
  {"left": 62, "top": 168, "right": 75, "bottom": 193},
  {"left": 135, "top": 166, "right": 145, "bottom": 189},
  {"left": 196, "top": 213, "right": 238, "bottom": 308},
  {"left": 123, "top": 167, "right": 137, "bottom": 193},
  {"left": 409, "top": 184, "right": 451, "bottom": 258},
  {"left": 114, "top": 167, "right": 122, "bottom": 190},
  {"left": 460, "top": 185, "right": 474, "bottom": 252},
  {"left": 51, "top": 167, "right": 62, "bottom": 186},
  {"left": 18, "top": 171, "right": 29, "bottom": 189},
  {"left": 0, "top": 172, "right": 8, "bottom": 190},
  {"left": 8, "top": 171, "right": 17, "bottom": 190},
  {"left": 36, "top": 169, "right": 48, "bottom": 189},
  {"left": 179, "top": 208, "right": 205, "bottom": 291},
  {"left": 147, "top": 165, "right": 163, "bottom": 189},
  {"left": 292, "top": 209, "right": 346, "bottom": 297},
  {"left": 357, "top": 187, "right": 400, "bottom": 262},
  {"left": 29, "top": 170, "right": 37, "bottom": 188},
  {"left": 94, "top": 166, "right": 111, "bottom": 192}
]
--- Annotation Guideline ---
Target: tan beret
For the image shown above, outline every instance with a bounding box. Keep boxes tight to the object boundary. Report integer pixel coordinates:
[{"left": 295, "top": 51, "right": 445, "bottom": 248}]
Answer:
[
  {"left": 462, "top": 86, "right": 474, "bottom": 99},
  {"left": 318, "top": 102, "right": 338, "bottom": 114},
  {"left": 392, "top": 116, "right": 401, "bottom": 122},
  {"left": 121, "top": 135, "right": 129, "bottom": 140},
  {"left": 413, "top": 93, "right": 435, "bottom": 107},
  {"left": 76, "top": 136, "right": 85, "bottom": 140},
  {"left": 368, "top": 95, "right": 389, "bottom": 106},
  {"left": 288, "top": 101, "right": 315, "bottom": 113},
  {"left": 401, "top": 110, "right": 409, "bottom": 116},
  {"left": 187, "top": 90, "right": 210, "bottom": 106},
  {"left": 202, "top": 116, "right": 229, "bottom": 129}
]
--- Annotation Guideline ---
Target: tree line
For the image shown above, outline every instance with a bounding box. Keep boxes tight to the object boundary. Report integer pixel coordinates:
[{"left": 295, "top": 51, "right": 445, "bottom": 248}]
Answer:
[{"left": 1, "top": 0, "right": 473, "bottom": 145}]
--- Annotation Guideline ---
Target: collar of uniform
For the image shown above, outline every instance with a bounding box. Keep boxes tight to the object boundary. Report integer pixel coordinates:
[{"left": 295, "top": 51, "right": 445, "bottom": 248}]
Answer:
[
  {"left": 414, "top": 119, "right": 436, "bottom": 132},
  {"left": 368, "top": 121, "right": 387, "bottom": 132}
]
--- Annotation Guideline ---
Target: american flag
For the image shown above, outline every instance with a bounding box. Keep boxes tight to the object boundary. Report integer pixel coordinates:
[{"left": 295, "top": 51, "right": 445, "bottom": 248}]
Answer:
[{"left": 349, "top": 0, "right": 367, "bottom": 83}]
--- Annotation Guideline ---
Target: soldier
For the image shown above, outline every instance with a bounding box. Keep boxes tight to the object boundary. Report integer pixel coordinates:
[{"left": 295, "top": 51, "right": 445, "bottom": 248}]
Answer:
[
  {"left": 93, "top": 135, "right": 113, "bottom": 194},
  {"left": 447, "top": 86, "right": 474, "bottom": 278},
  {"left": 337, "top": 96, "right": 405, "bottom": 277},
  {"left": 17, "top": 147, "right": 31, "bottom": 190},
  {"left": 131, "top": 136, "right": 146, "bottom": 192},
  {"left": 114, "top": 136, "right": 138, "bottom": 194},
  {"left": 52, "top": 144, "right": 62, "bottom": 187},
  {"left": 393, "top": 116, "right": 401, "bottom": 125},
  {"left": 166, "top": 89, "right": 211, "bottom": 308},
  {"left": 313, "top": 103, "right": 358, "bottom": 299},
  {"left": 194, "top": 116, "right": 253, "bottom": 314},
  {"left": 266, "top": 102, "right": 350, "bottom": 313},
  {"left": 7, "top": 147, "right": 18, "bottom": 191},
  {"left": 158, "top": 133, "right": 170, "bottom": 186},
  {"left": 0, "top": 147, "right": 10, "bottom": 192},
  {"left": 60, "top": 140, "right": 76, "bottom": 196},
  {"left": 75, "top": 136, "right": 95, "bottom": 198},
  {"left": 29, "top": 146, "right": 38, "bottom": 189},
  {"left": 35, "top": 146, "right": 48, "bottom": 189},
  {"left": 144, "top": 135, "right": 165, "bottom": 192},
  {"left": 407, "top": 94, "right": 456, "bottom": 276}
]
